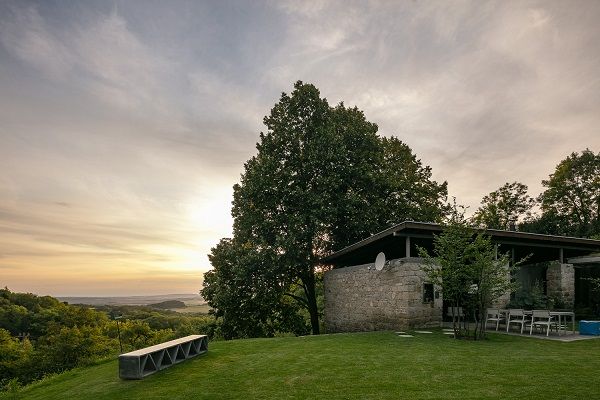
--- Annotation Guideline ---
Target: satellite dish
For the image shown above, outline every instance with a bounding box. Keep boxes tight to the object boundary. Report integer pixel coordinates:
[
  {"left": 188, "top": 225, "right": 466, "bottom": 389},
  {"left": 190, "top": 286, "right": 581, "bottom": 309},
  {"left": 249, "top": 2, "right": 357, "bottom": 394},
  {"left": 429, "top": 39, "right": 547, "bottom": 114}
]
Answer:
[{"left": 374, "top": 252, "right": 386, "bottom": 271}]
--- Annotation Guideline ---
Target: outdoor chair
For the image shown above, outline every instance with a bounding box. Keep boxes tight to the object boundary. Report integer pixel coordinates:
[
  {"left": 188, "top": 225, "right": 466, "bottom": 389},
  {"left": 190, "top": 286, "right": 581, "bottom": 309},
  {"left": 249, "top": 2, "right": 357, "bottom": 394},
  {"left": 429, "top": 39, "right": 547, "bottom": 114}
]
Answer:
[
  {"left": 529, "top": 310, "right": 557, "bottom": 336},
  {"left": 485, "top": 308, "right": 504, "bottom": 331},
  {"left": 447, "top": 307, "right": 466, "bottom": 330},
  {"left": 506, "top": 309, "right": 528, "bottom": 334},
  {"left": 447, "top": 307, "right": 464, "bottom": 319}
]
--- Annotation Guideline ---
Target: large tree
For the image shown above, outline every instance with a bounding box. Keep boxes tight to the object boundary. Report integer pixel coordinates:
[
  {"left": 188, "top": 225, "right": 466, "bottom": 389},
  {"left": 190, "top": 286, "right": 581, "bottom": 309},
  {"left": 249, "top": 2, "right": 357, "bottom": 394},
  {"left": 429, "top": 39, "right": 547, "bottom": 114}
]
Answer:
[
  {"left": 521, "top": 149, "right": 600, "bottom": 237},
  {"left": 202, "top": 81, "right": 448, "bottom": 336},
  {"left": 472, "top": 182, "right": 535, "bottom": 230}
]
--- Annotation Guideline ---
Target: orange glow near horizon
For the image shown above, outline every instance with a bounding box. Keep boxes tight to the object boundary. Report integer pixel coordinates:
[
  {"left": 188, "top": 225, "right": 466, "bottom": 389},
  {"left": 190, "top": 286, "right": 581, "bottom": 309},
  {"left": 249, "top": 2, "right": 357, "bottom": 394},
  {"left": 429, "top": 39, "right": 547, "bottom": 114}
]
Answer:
[{"left": 0, "top": 183, "right": 234, "bottom": 297}]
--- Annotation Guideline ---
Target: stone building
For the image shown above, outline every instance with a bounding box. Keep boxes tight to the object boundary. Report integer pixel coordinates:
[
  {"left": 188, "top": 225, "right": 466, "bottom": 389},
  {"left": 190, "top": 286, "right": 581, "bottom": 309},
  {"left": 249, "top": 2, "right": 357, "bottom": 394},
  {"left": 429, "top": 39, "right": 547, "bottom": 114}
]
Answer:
[{"left": 323, "top": 221, "right": 600, "bottom": 333}]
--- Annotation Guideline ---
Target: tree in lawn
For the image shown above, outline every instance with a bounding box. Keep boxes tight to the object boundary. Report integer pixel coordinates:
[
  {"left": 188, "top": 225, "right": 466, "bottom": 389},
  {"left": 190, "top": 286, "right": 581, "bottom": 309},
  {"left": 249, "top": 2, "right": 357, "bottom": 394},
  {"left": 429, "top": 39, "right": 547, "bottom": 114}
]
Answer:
[
  {"left": 418, "top": 212, "right": 472, "bottom": 338},
  {"left": 467, "top": 234, "right": 514, "bottom": 339},
  {"left": 419, "top": 209, "right": 514, "bottom": 340},
  {"left": 226, "top": 82, "right": 351, "bottom": 335},
  {"left": 472, "top": 182, "right": 535, "bottom": 230},
  {"left": 202, "top": 81, "right": 449, "bottom": 336},
  {"left": 521, "top": 149, "right": 600, "bottom": 237}
]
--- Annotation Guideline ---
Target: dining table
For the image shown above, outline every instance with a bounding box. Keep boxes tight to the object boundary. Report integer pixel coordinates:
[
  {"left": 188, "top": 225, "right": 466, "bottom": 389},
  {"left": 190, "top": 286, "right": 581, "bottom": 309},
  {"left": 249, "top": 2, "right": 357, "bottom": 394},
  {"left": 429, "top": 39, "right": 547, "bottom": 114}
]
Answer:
[{"left": 548, "top": 311, "right": 576, "bottom": 335}]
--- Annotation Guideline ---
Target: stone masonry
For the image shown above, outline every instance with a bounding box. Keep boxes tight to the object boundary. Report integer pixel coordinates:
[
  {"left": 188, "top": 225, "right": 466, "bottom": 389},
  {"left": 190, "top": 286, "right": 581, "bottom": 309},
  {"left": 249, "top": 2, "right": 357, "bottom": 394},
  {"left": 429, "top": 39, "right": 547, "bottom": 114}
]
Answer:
[
  {"left": 546, "top": 262, "right": 575, "bottom": 308},
  {"left": 324, "top": 258, "right": 442, "bottom": 332}
]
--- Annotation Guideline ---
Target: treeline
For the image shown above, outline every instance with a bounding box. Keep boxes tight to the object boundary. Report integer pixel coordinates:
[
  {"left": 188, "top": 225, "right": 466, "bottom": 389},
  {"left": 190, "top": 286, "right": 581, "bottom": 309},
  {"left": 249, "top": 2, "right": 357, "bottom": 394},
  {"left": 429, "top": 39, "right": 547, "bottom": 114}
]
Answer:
[
  {"left": 472, "top": 149, "right": 600, "bottom": 238},
  {"left": 0, "top": 288, "right": 217, "bottom": 390}
]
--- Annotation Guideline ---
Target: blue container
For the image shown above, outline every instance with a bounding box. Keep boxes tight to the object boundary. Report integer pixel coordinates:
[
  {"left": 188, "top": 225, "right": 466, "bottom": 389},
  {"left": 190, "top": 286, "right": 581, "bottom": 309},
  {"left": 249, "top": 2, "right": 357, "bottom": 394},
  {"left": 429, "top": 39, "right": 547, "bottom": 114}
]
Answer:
[{"left": 579, "top": 320, "right": 600, "bottom": 336}]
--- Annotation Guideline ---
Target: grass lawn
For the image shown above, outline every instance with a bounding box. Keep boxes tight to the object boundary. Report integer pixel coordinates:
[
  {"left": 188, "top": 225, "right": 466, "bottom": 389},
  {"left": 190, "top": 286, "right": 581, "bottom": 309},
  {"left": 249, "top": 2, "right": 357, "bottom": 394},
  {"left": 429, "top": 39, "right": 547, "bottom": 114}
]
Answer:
[{"left": 6, "top": 330, "right": 600, "bottom": 400}]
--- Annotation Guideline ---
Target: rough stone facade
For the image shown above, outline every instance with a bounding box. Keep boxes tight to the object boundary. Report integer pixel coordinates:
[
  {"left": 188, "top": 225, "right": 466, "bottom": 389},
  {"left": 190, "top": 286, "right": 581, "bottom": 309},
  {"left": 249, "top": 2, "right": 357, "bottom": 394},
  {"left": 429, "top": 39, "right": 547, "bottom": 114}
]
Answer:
[
  {"left": 324, "top": 258, "right": 442, "bottom": 332},
  {"left": 546, "top": 262, "right": 575, "bottom": 308}
]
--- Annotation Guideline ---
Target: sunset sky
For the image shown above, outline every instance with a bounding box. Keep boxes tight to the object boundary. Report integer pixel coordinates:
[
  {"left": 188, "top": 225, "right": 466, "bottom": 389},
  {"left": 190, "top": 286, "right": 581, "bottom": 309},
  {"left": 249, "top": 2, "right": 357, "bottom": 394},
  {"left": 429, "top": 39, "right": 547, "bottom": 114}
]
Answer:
[{"left": 1, "top": 1, "right": 599, "bottom": 296}]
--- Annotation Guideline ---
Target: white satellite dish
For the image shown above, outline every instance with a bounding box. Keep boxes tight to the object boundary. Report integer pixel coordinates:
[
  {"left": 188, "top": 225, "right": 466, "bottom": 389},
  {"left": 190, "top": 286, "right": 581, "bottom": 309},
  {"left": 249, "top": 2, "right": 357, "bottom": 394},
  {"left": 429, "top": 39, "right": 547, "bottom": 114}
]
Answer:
[{"left": 374, "top": 252, "right": 386, "bottom": 271}]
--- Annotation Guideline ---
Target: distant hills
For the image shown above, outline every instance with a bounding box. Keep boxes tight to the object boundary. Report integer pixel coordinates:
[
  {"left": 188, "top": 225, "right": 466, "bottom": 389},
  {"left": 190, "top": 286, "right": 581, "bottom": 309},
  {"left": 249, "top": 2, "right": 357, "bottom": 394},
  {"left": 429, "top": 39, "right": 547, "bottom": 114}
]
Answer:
[
  {"left": 148, "top": 300, "right": 187, "bottom": 309},
  {"left": 57, "top": 294, "right": 203, "bottom": 307}
]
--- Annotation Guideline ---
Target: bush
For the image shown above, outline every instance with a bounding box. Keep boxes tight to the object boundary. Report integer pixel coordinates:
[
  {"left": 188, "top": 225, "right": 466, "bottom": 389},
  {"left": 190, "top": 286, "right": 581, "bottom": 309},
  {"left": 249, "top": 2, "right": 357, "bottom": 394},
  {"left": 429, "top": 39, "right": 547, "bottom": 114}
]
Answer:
[{"left": 0, "top": 288, "right": 221, "bottom": 388}]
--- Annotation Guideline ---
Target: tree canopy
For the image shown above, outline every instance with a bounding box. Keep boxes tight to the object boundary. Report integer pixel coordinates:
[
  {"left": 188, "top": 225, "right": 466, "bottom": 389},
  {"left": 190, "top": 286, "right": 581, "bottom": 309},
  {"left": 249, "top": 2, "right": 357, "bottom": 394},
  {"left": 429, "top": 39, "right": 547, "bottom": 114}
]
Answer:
[
  {"left": 521, "top": 149, "right": 600, "bottom": 238},
  {"left": 472, "top": 182, "right": 535, "bottom": 230},
  {"left": 202, "top": 81, "right": 449, "bottom": 337}
]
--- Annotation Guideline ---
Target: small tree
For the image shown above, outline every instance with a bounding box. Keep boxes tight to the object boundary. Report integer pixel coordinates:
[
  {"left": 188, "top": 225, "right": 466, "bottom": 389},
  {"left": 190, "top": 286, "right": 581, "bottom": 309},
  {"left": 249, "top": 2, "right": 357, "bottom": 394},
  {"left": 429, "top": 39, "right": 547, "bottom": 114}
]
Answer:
[
  {"left": 419, "top": 218, "right": 473, "bottom": 337},
  {"left": 419, "top": 212, "right": 516, "bottom": 340},
  {"left": 467, "top": 234, "right": 514, "bottom": 339}
]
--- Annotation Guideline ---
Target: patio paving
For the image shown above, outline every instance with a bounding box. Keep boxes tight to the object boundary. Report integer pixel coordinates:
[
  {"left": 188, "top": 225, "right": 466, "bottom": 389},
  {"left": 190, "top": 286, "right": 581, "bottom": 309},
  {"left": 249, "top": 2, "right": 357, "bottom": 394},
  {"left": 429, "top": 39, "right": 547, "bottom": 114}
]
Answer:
[
  {"left": 441, "top": 321, "right": 600, "bottom": 341},
  {"left": 490, "top": 329, "right": 600, "bottom": 342}
]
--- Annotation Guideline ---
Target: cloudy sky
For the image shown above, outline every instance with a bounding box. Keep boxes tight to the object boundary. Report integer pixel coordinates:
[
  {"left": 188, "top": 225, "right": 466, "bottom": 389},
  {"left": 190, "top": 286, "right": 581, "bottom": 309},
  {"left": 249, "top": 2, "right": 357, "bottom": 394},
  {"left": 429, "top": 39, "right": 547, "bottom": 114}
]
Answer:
[{"left": 1, "top": 0, "right": 599, "bottom": 296}]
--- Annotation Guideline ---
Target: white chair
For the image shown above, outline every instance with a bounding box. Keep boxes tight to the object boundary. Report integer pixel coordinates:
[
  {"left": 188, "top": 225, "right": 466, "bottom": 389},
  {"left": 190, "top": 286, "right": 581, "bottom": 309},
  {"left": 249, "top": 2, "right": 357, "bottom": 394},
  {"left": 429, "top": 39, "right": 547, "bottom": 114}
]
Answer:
[
  {"left": 448, "top": 307, "right": 464, "bottom": 319},
  {"left": 506, "top": 309, "right": 528, "bottom": 334},
  {"left": 485, "top": 308, "right": 504, "bottom": 331},
  {"left": 529, "top": 310, "right": 557, "bottom": 336}
]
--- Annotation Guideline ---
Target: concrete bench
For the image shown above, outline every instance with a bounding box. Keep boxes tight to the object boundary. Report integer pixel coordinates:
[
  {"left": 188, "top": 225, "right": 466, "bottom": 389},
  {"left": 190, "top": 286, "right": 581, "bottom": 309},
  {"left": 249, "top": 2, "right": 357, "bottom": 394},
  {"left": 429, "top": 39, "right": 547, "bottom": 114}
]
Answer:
[{"left": 119, "top": 335, "right": 208, "bottom": 379}]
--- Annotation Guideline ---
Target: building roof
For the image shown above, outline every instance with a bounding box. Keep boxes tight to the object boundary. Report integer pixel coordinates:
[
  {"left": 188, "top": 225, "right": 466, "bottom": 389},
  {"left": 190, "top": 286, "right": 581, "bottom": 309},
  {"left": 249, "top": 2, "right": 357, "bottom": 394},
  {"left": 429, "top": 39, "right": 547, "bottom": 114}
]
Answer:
[
  {"left": 568, "top": 254, "right": 600, "bottom": 264},
  {"left": 322, "top": 221, "right": 600, "bottom": 266}
]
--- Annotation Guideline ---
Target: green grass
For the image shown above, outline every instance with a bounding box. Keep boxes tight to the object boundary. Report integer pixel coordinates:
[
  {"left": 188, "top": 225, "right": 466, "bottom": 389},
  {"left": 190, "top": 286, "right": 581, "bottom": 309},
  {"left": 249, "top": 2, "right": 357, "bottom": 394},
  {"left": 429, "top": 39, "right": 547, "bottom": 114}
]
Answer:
[{"left": 7, "top": 330, "right": 600, "bottom": 400}]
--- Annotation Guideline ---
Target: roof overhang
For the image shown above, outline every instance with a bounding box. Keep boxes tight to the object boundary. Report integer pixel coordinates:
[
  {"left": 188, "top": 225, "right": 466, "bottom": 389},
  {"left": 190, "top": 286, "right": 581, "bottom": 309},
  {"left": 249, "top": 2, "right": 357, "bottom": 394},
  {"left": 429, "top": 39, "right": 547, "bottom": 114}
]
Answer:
[
  {"left": 322, "top": 221, "right": 600, "bottom": 265},
  {"left": 568, "top": 255, "right": 600, "bottom": 265}
]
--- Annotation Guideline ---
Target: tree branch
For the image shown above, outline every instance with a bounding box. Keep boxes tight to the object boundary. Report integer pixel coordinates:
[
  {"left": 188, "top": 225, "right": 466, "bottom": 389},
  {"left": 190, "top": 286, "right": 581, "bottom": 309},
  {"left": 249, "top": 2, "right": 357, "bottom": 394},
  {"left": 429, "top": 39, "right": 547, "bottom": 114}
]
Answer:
[{"left": 283, "top": 292, "right": 309, "bottom": 308}]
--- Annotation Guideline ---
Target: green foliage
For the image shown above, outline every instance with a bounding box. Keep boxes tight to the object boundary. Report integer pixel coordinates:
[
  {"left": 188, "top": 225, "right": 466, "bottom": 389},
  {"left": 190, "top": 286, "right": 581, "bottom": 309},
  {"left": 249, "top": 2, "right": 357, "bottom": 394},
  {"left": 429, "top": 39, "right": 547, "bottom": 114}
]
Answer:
[
  {"left": 203, "top": 81, "right": 448, "bottom": 338},
  {"left": 521, "top": 149, "right": 600, "bottom": 237},
  {"left": 508, "top": 280, "right": 548, "bottom": 310},
  {"left": 419, "top": 217, "right": 474, "bottom": 315},
  {"left": 467, "top": 233, "right": 516, "bottom": 338},
  {"left": 419, "top": 210, "right": 515, "bottom": 339},
  {"left": 0, "top": 305, "right": 29, "bottom": 336},
  {"left": 109, "top": 320, "right": 171, "bottom": 351},
  {"left": 377, "top": 137, "right": 450, "bottom": 226},
  {"left": 203, "top": 239, "right": 308, "bottom": 339},
  {"left": 0, "top": 289, "right": 219, "bottom": 390},
  {"left": 99, "top": 305, "right": 221, "bottom": 340},
  {"left": 33, "top": 325, "right": 113, "bottom": 376},
  {"left": 147, "top": 300, "right": 186, "bottom": 309},
  {"left": 0, "top": 329, "right": 33, "bottom": 387},
  {"left": 585, "top": 277, "right": 600, "bottom": 293},
  {"left": 472, "top": 182, "right": 535, "bottom": 229}
]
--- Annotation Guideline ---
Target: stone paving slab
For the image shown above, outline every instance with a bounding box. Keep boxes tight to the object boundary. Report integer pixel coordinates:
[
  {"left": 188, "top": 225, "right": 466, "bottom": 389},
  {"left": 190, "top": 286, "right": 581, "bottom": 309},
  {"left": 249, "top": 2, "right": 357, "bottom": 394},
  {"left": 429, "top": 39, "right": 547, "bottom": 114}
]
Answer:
[{"left": 492, "top": 330, "right": 600, "bottom": 342}]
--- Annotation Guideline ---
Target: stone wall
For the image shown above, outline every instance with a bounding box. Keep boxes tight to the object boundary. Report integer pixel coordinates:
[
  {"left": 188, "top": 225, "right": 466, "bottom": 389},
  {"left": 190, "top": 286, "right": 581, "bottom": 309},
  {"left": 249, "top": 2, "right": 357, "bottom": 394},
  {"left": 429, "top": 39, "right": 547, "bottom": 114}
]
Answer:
[
  {"left": 546, "top": 262, "right": 575, "bottom": 308},
  {"left": 324, "top": 258, "right": 443, "bottom": 333}
]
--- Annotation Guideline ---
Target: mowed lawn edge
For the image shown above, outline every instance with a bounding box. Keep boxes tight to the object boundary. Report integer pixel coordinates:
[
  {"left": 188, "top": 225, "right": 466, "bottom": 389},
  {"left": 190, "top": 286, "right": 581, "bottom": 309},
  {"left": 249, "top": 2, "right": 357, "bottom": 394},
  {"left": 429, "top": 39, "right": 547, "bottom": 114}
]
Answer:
[{"left": 7, "top": 331, "right": 600, "bottom": 400}]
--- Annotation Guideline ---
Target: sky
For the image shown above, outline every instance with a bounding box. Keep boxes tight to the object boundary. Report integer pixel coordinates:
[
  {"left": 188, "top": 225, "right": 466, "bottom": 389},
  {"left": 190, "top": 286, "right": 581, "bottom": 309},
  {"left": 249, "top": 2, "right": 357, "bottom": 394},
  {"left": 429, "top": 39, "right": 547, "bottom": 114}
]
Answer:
[{"left": 1, "top": 0, "right": 599, "bottom": 296}]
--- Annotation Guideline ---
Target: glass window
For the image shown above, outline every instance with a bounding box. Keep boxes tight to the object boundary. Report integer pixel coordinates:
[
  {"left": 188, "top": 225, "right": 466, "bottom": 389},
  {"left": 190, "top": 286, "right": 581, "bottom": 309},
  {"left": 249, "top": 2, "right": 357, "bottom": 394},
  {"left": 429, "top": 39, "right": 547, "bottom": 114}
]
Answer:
[{"left": 423, "top": 283, "right": 434, "bottom": 303}]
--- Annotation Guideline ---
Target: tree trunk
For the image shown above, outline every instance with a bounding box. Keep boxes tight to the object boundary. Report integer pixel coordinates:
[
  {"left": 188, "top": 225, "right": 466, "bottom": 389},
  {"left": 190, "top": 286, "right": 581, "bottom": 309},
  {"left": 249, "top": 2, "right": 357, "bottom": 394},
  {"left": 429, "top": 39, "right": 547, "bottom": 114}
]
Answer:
[{"left": 303, "top": 266, "right": 320, "bottom": 335}]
